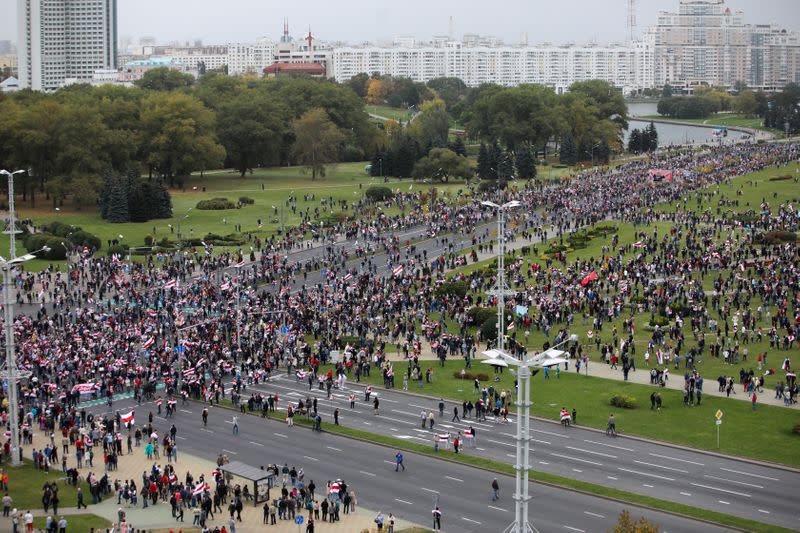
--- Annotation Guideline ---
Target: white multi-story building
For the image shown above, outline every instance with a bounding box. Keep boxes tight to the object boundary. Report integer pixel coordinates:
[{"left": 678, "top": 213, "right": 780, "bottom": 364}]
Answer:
[
  {"left": 330, "top": 39, "right": 653, "bottom": 93},
  {"left": 227, "top": 38, "right": 276, "bottom": 76},
  {"left": 17, "top": 0, "right": 118, "bottom": 91},
  {"left": 645, "top": 0, "right": 800, "bottom": 91}
]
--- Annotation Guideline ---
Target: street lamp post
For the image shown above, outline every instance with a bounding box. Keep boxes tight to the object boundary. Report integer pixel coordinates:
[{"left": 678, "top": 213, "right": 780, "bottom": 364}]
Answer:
[
  {"left": 177, "top": 207, "right": 193, "bottom": 241},
  {"left": 481, "top": 200, "right": 521, "bottom": 354},
  {"left": 0, "top": 169, "right": 44, "bottom": 466},
  {"left": 481, "top": 335, "right": 577, "bottom": 533}
]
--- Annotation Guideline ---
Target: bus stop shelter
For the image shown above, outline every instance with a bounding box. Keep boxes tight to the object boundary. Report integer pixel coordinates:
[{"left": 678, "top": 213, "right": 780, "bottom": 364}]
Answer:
[{"left": 218, "top": 461, "right": 275, "bottom": 507}]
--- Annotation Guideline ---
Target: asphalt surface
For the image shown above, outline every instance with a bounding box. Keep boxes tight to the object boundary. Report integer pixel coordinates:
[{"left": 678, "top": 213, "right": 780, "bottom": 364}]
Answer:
[
  {"left": 84, "top": 398, "right": 737, "bottom": 533},
  {"left": 88, "top": 374, "right": 799, "bottom": 530}
]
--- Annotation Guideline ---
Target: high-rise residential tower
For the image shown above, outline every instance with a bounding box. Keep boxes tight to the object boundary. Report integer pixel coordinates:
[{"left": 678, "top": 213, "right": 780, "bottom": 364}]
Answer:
[{"left": 17, "top": 0, "right": 118, "bottom": 91}]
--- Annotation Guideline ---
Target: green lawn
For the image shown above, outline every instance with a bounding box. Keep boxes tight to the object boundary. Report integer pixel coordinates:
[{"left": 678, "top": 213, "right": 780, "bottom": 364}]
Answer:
[
  {"left": 3, "top": 460, "right": 99, "bottom": 511},
  {"left": 33, "top": 514, "right": 111, "bottom": 531},
  {"left": 641, "top": 113, "right": 783, "bottom": 135},
  {"left": 350, "top": 360, "right": 800, "bottom": 466},
  {"left": 365, "top": 104, "right": 414, "bottom": 122}
]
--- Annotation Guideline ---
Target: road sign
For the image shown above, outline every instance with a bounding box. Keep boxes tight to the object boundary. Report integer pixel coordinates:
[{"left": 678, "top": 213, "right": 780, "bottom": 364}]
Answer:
[
  {"left": 295, "top": 515, "right": 304, "bottom": 525},
  {"left": 715, "top": 409, "right": 723, "bottom": 420},
  {"left": 716, "top": 419, "right": 722, "bottom": 426}
]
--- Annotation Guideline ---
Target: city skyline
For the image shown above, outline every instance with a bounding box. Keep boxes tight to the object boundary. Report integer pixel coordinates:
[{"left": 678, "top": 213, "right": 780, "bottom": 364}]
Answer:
[{"left": 2, "top": 0, "right": 800, "bottom": 47}]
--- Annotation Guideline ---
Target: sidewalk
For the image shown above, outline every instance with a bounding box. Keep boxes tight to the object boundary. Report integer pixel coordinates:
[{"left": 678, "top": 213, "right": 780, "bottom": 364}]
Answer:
[{"left": 1, "top": 426, "right": 418, "bottom": 533}]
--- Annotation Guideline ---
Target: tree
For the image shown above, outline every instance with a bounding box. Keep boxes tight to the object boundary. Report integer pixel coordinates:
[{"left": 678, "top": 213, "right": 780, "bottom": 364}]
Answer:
[
  {"left": 106, "top": 175, "right": 130, "bottom": 223},
  {"left": 346, "top": 73, "right": 370, "bottom": 98},
  {"left": 407, "top": 99, "right": 450, "bottom": 149},
  {"left": 609, "top": 510, "right": 659, "bottom": 533},
  {"left": 497, "top": 151, "right": 514, "bottom": 180},
  {"left": 569, "top": 79, "right": 628, "bottom": 130},
  {"left": 661, "top": 84, "right": 673, "bottom": 98},
  {"left": 560, "top": 133, "right": 577, "bottom": 165},
  {"left": 134, "top": 67, "right": 195, "bottom": 91},
  {"left": 412, "top": 148, "right": 472, "bottom": 183},
  {"left": 448, "top": 137, "right": 467, "bottom": 157},
  {"left": 291, "top": 108, "right": 345, "bottom": 179},
  {"left": 217, "top": 91, "right": 287, "bottom": 176},
  {"left": 139, "top": 91, "right": 225, "bottom": 184},
  {"left": 645, "top": 122, "right": 659, "bottom": 152},
  {"left": 514, "top": 143, "right": 537, "bottom": 180},
  {"left": 734, "top": 90, "right": 760, "bottom": 117},
  {"left": 627, "top": 129, "right": 642, "bottom": 154},
  {"left": 477, "top": 142, "right": 491, "bottom": 178},
  {"left": 426, "top": 77, "right": 469, "bottom": 109}
]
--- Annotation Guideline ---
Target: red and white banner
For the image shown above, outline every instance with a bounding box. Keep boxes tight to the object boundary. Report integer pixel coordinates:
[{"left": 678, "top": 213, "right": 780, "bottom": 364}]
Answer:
[
  {"left": 143, "top": 337, "right": 155, "bottom": 349},
  {"left": 632, "top": 241, "right": 643, "bottom": 248},
  {"left": 192, "top": 483, "right": 208, "bottom": 496},
  {"left": 121, "top": 411, "right": 135, "bottom": 426},
  {"left": 165, "top": 280, "right": 177, "bottom": 289},
  {"left": 392, "top": 265, "right": 404, "bottom": 277},
  {"left": 72, "top": 383, "right": 99, "bottom": 394},
  {"left": 587, "top": 330, "right": 593, "bottom": 339}
]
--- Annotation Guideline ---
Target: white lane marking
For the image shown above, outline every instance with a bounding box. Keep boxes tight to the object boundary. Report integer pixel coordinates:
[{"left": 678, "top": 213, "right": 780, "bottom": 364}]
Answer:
[
  {"left": 633, "top": 460, "right": 688, "bottom": 474},
  {"left": 180, "top": 409, "right": 193, "bottom": 414},
  {"left": 359, "top": 471, "right": 376, "bottom": 477},
  {"left": 680, "top": 492, "right": 692, "bottom": 497},
  {"left": 507, "top": 454, "right": 516, "bottom": 458},
  {"left": 582, "top": 439, "right": 634, "bottom": 452},
  {"left": 385, "top": 417, "right": 415, "bottom": 426},
  {"left": 273, "top": 433, "right": 288, "bottom": 438},
  {"left": 421, "top": 487, "right": 439, "bottom": 494},
  {"left": 488, "top": 505, "right": 508, "bottom": 512},
  {"left": 303, "top": 455, "right": 319, "bottom": 462},
  {"left": 532, "top": 439, "right": 551, "bottom": 445},
  {"left": 617, "top": 468, "right": 674, "bottom": 481},
  {"left": 200, "top": 428, "right": 213, "bottom": 433},
  {"left": 572, "top": 469, "right": 583, "bottom": 473},
  {"left": 249, "top": 441, "right": 264, "bottom": 447},
  {"left": 384, "top": 460, "right": 396, "bottom": 465},
  {"left": 391, "top": 409, "right": 419, "bottom": 417},
  {"left": 584, "top": 511, "right": 605, "bottom": 519},
  {"left": 566, "top": 446, "right": 617, "bottom": 459},
  {"left": 462, "top": 517, "right": 482, "bottom": 524},
  {"left": 176, "top": 436, "right": 186, "bottom": 440},
  {"left": 395, "top": 498, "right": 413, "bottom": 505},
  {"left": 643, "top": 484, "right": 654, "bottom": 488},
  {"left": 648, "top": 453, "right": 704, "bottom": 466},
  {"left": 326, "top": 446, "right": 342, "bottom": 452},
  {"left": 718, "top": 500, "right": 730, "bottom": 505},
  {"left": 758, "top": 509, "right": 770, "bottom": 514},
  {"left": 563, "top": 526, "right": 585, "bottom": 532},
  {"left": 539, "top": 461, "right": 550, "bottom": 465},
  {"left": 720, "top": 467, "right": 779, "bottom": 481},
  {"left": 476, "top": 447, "right": 486, "bottom": 451},
  {"left": 550, "top": 452, "right": 603, "bottom": 466},
  {"left": 703, "top": 474, "right": 763, "bottom": 489},
  {"left": 690, "top": 482, "right": 751, "bottom": 498},
  {"left": 534, "top": 429, "right": 570, "bottom": 439},
  {"left": 363, "top": 421, "right": 372, "bottom": 426},
  {"left": 488, "top": 439, "right": 516, "bottom": 448},
  {"left": 446, "top": 476, "right": 464, "bottom": 482},
  {"left": 607, "top": 476, "right": 618, "bottom": 480},
  {"left": 222, "top": 449, "right": 238, "bottom": 455}
]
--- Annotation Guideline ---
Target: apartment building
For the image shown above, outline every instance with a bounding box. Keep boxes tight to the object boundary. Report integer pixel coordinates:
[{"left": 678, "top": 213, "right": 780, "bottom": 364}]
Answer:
[{"left": 17, "top": 0, "right": 118, "bottom": 91}]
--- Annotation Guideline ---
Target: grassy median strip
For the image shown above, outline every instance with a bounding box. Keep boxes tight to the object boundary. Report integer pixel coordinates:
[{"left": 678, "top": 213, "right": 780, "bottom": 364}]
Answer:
[{"left": 212, "top": 399, "right": 790, "bottom": 533}]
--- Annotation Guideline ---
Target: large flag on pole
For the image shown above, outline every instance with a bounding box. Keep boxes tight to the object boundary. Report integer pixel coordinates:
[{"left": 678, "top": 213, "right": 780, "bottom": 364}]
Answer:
[{"left": 121, "top": 411, "right": 135, "bottom": 427}]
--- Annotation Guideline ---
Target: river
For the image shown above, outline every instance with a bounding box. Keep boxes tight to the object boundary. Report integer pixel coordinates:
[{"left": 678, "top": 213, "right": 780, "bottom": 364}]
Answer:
[{"left": 624, "top": 102, "right": 749, "bottom": 146}]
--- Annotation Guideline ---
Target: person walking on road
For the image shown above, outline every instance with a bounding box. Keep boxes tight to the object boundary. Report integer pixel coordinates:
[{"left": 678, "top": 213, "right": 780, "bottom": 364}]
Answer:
[
  {"left": 394, "top": 452, "right": 405, "bottom": 472},
  {"left": 232, "top": 416, "right": 239, "bottom": 435},
  {"left": 438, "top": 399, "right": 444, "bottom": 417},
  {"left": 373, "top": 396, "right": 380, "bottom": 415},
  {"left": 202, "top": 408, "right": 208, "bottom": 427},
  {"left": 349, "top": 392, "right": 355, "bottom": 409},
  {"left": 432, "top": 506, "right": 442, "bottom": 531},
  {"left": 491, "top": 478, "right": 500, "bottom": 501},
  {"left": 452, "top": 406, "right": 460, "bottom": 422}
]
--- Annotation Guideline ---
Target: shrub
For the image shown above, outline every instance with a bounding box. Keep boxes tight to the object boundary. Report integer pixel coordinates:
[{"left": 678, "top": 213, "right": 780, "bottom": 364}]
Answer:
[
  {"left": 545, "top": 244, "right": 567, "bottom": 254},
  {"left": 477, "top": 180, "right": 506, "bottom": 193},
  {"left": 69, "top": 230, "right": 101, "bottom": 251},
  {"left": 768, "top": 175, "right": 792, "bottom": 181},
  {"left": 451, "top": 371, "right": 490, "bottom": 381},
  {"left": 754, "top": 230, "right": 796, "bottom": 245},
  {"left": 610, "top": 394, "right": 637, "bottom": 409},
  {"left": 196, "top": 197, "right": 236, "bottom": 210},
  {"left": 41, "top": 221, "right": 76, "bottom": 237},
  {"left": 40, "top": 238, "right": 68, "bottom": 260},
  {"left": 436, "top": 281, "right": 468, "bottom": 299},
  {"left": 322, "top": 212, "right": 349, "bottom": 225},
  {"left": 649, "top": 316, "right": 669, "bottom": 327},
  {"left": 200, "top": 233, "right": 246, "bottom": 246},
  {"left": 365, "top": 186, "right": 393, "bottom": 201},
  {"left": 467, "top": 306, "right": 497, "bottom": 327},
  {"left": 480, "top": 318, "right": 500, "bottom": 341},
  {"left": 793, "top": 424, "right": 800, "bottom": 435},
  {"left": 106, "top": 244, "right": 129, "bottom": 257},
  {"left": 238, "top": 196, "right": 255, "bottom": 205},
  {"left": 144, "top": 235, "right": 154, "bottom": 246}
]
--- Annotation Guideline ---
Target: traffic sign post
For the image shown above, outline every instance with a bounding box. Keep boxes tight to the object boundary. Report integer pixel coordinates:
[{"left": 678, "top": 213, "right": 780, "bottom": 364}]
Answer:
[
  {"left": 295, "top": 514, "right": 304, "bottom": 533},
  {"left": 715, "top": 410, "right": 723, "bottom": 448}
]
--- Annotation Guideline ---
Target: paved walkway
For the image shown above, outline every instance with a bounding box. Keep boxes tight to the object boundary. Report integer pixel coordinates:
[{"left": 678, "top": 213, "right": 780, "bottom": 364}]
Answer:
[{"left": 1, "top": 426, "right": 417, "bottom": 533}]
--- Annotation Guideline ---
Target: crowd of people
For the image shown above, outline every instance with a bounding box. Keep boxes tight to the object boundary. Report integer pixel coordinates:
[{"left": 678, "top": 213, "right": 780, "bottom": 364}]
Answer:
[{"left": 0, "top": 140, "right": 798, "bottom": 531}]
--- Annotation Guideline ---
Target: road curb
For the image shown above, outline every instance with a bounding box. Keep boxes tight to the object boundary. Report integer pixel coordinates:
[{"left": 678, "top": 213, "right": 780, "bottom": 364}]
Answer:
[
  {"left": 198, "top": 399, "right": 755, "bottom": 533},
  {"left": 373, "top": 385, "right": 800, "bottom": 473}
]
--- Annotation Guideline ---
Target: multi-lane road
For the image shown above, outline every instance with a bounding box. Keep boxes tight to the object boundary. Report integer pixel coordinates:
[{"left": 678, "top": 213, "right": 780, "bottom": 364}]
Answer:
[
  {"left": 86, "top": 396, "right": 739, "bottom": 533},
  {"left": 88, "top": 373, "right": 799, "bottom": 531}
]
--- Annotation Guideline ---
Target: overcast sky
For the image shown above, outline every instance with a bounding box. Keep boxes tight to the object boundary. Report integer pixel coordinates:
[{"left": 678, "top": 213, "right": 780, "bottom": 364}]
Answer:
[{"left": 2, "top": 0, "right": 799, "bottom": 47}]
